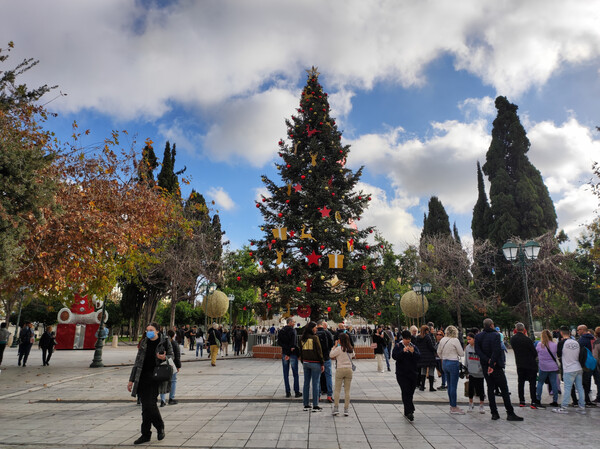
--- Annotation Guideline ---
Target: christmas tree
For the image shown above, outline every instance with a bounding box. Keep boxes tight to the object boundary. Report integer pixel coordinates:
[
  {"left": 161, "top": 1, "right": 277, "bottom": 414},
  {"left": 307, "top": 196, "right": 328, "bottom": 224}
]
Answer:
[{"left": 250, "top": 67, "right": 381, "bottom": 322}]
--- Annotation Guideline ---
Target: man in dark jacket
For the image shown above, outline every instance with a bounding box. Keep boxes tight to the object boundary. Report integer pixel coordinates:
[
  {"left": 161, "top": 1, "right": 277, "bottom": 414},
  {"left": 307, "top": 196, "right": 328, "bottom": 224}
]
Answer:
[
  {"left": 317, "top": 320, "right": 334, "bottom": 402},
  {"left": 475, "top": 318, "right": 523, "bottom": 422},
  {"left": 279, "top": 318, "right": 301, "bottom": 398},
  {"left": 510, "top": 322, "right": 540, "bottom": 408},
  {"left": 392, "top": 329, "right": 421, "bottom": 421},
  {"left": 577, "top": 324, "right": 597, "bottom": 406}
]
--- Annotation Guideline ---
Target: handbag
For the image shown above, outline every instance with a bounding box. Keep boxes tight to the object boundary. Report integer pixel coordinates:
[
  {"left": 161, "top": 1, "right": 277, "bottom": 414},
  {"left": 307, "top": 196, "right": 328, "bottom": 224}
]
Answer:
[
  {"left": 347, "top": 352, "right": 356, "bottom": 372},
  {"left": 152, "top": 363, "right": 173, "bottom": 382},
  {"left": 463, "top": 380, "right": 470, "bottom": 397}
]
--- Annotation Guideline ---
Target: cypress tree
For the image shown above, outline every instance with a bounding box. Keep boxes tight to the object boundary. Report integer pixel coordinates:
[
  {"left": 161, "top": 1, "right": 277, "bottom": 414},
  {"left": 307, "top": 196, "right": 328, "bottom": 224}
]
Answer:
[
  {"left": 482, "top": 96, "right": 557, "bottom": 246},
  {"left": 421, "top": 196, "right": 451, "bottom": 241},
  {"left": 453, "top": 222, "right": 461, "bottom": 245},
  {"left": 157, "top": 141, "right": 180, "bottom": 194},
  {"left": 471, "top": 161, "right": 491, "bottom": 241}
]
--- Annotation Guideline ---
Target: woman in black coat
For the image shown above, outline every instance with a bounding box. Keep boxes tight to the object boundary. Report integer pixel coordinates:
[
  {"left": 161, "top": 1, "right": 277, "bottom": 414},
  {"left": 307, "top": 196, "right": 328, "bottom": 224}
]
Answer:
[
  {"left": 415, "top": 325, "right": 437, "bottom": 391},
  {"left": 127, "top": 323, "right": 173, "bottom": 445}
]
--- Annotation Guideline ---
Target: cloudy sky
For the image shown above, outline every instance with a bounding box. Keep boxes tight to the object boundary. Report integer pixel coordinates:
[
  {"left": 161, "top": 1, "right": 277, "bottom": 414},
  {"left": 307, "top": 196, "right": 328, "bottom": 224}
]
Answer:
[{"left": 3, "top": 0, "right": 600, "bottom": 251}]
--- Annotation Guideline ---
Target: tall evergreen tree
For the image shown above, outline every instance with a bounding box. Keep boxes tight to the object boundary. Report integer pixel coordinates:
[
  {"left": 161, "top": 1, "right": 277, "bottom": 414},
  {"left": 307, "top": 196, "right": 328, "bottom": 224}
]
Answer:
[
  {"left": 137, "top": 141, "right": 158, "bottom": 187},
  {"left": 453, "top": 222, "right": 461, "bottom": 245},
  {"left": 482, "top": 96, "right": 557, "bottom": 246},
  {"left": 157, "top": 141, "right": 185, "bottom": 195},
  {"left": 471, "top": 161, "right": 491, "bottom": 241},
  {"left": 251, "top": 68, "right": 381, "bottom": 320},
  {"left": 421, "top": 196, "right": 451, "bottom": 241}
]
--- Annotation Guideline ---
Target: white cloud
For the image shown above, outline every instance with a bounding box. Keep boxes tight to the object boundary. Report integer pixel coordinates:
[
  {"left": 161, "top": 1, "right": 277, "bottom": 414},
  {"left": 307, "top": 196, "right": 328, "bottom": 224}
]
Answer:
[
  {"left": 355, "top": 182, "right": 422, "bottom": 250},
  {"left": 5, "top": 0, "right": 600, "bottom": 124},
  {"left": 207, "top": 187, "right": 236, "bottom": 211},
  {"left": 201, "top": 87, "right": 298, "bottom": 166}
]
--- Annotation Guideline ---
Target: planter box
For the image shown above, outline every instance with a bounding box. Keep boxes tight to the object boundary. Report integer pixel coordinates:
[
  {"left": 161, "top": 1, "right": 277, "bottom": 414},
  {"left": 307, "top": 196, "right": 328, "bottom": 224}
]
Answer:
[{"left": 252, "top": 344, "right": 374, "bottom": 359}]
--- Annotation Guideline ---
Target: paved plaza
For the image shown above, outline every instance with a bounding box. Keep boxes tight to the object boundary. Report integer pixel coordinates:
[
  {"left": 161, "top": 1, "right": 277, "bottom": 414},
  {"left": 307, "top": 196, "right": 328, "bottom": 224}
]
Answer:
[{"left": 0, "top": 344, "right": 599, "bottom": 448}]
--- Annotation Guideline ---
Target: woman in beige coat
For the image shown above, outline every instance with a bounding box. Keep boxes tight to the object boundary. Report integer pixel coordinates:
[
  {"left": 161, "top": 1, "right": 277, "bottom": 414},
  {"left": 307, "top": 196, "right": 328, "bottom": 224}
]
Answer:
[{"left": 329, "top": 332, "right": 355, "bottom": 416}]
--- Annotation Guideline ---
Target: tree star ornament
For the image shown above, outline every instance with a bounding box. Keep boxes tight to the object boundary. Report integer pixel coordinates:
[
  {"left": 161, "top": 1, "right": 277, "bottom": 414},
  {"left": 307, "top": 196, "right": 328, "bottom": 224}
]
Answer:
[
  {"left": 320, "top": 206, "right": 331, "bottom": 218},
  {"left": 306, "top": 250, "right": 321, "bottom": 266}
]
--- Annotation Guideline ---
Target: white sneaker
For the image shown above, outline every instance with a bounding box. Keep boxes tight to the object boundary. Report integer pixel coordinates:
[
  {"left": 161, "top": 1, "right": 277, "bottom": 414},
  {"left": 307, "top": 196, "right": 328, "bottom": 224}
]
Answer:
[
  {"left": 468, "top": 403, "right": 474, "bottom": 412},
  {"left": 332, "top": 407, "right": 339, "bottom": 416},
  {"left": 479, "top": 405, "right": 485, "bottom": 414},
  {"left": 576, "top": 407, "right": 586, "bottom": 415},
  {"left": 552, "top": 407, "right": 568, "bottom": 414}
]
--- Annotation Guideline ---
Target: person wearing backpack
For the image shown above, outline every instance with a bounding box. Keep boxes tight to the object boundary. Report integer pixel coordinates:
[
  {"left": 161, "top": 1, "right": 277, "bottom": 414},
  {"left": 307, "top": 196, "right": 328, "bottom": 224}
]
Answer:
[
  {"left": 576, "top": 325, "right": 597, "bottom": 407},
  {"left": 593, "top": 326, "right": 600, "bottom": 403}
]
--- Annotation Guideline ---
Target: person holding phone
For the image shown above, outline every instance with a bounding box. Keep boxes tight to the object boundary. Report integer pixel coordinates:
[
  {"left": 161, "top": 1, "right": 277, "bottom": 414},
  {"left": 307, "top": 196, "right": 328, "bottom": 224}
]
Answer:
[
  {"left": 392, "top": 329, "right": 421, "bottom": 421},
  {"left": 127, "top": 323, "right": 173, "bottom": 445}
]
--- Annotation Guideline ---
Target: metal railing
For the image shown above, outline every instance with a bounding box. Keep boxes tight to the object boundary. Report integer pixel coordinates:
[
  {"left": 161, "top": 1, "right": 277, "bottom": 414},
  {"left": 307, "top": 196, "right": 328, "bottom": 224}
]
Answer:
[{"left": 247, "top": 331, "right": 374, "bottom": 353}]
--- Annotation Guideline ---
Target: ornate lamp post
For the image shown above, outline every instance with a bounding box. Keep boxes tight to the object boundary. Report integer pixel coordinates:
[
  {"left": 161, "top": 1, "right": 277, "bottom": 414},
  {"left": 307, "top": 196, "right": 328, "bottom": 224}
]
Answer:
[
  {"left": 90, "top": 295, "right": 109, "bottom": 368},
  {"left": 227, "top": 294, "right": 235, "bottom": 326},
  {"left": 393, "top": 293, "right": 401, "bottom": 330},
  {"left": 502, "top": 240, "right": 540, "bottom": 340},
  {"left": 412, "top": 282, "right": 432, "bottom": 327}
]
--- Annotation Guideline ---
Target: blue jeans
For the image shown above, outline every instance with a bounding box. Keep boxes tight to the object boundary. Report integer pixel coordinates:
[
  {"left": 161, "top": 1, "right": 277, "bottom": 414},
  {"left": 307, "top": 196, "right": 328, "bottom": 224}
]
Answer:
[
  {"left": 282, "top": 354, "right": 300, "bottom": 394},
  {"left": 536, "top": 370, "right": 558, "bottom": 403},
  {"left": 303, "top": 362, "right": 322, "bottom": 407},
  {"left": 323, "top": 359, "right": 333, "bottom": 396},
  {"left": 160, "top": 371, "right": 177, "bottom": 401},
  {"left": 383, "top": 346, "right": 391, "bottom": 370},
  {"left": 443, "top": 359, "right": 460, "bottom": 407},
  {"left": 196, "top": 342, "right": 203, "bottom": 357},
  {"left": 561, "top": 370, "right": 585, "bottom": 408}
]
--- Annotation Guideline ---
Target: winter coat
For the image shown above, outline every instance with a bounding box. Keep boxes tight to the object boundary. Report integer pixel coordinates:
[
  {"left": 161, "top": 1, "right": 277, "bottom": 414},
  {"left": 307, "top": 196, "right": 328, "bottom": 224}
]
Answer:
[
  {"left": 300, "top": 334, "right": 324, "bottom": 365},
  {"left": 415, "top": 335, "right": 437, "bottom": 368},
  {"left": 464, "top": 344, "right": 484, "bottom": 378},
  {"left": 475, "top": 327, "right": 504, "bottom": 369},
  {"left": 510, "top": 332, "right": 538, "bottom": 370},
  {"left": 207, "top": 328, "right": 221, "bottom": 346},
  {"left": 278, "top": 325, "right": 299, "bottom": 357},
  {"left": 129, "top": 333, "right": 174, "bottom": 397},
  {"left": 39, "top": 331, "right": 56, "bottom": 350},
  {"left": 317, "top": 327, "right": 334, "bottom": 361},
  {"left": 392, "top": 341, "right": 421, "bottom": 377},
  {"left": 372, "top": 333, "right": 385, "bottom": 354}
]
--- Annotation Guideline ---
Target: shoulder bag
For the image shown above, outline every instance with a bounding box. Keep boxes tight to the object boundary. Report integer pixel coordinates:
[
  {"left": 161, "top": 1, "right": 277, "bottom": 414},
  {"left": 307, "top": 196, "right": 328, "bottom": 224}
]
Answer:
[
  {"left": 152, "top": 362, "right": 173, "bottom": 382},
  {"left": 347, "top": 352, "right": 356, "bottom": 371}
]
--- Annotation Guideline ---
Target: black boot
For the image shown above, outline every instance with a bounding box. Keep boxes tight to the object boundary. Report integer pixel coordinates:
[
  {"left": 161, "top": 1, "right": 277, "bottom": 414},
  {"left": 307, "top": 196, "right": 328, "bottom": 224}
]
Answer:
[
  {"left": 418, "top": 375, "right": 425, "bottom": 391},
  {"left": 429, "top": 376, "right": 436, "bottom": 391},
  {"left": 134, "top": 434, "right": 151, "bottom": 445}
]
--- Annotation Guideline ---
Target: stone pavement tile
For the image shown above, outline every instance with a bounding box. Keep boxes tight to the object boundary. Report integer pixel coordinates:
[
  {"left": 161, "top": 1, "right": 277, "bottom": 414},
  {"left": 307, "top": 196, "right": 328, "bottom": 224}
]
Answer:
[
  {"left": 245, "top": 439, "right": 280, "bottom": 448},
  {"left": 181, "top": 435, "right": 220, "bottom": 447},
  {"left": 307, "top": 440, "right": 341, "bottom": 449},
  {"left": 308, "top": 432, "right": 338, "bottom": 442},
  {"left": 276, "top": 438, "right": 308, "bottom": 448},
  {"left": 213, "top": 437, "right": 251, "bottom": 447}
]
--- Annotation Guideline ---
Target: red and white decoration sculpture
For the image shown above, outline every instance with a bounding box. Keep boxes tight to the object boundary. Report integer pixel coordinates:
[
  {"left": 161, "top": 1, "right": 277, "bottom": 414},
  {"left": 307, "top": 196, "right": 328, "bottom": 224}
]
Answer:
[{"left": 55, "top": 294, "right": 108, "bottom": 350}]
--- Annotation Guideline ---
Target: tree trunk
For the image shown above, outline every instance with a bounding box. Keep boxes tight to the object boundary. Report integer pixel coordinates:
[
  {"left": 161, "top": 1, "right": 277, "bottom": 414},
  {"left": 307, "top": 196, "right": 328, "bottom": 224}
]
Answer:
[
  {"left": 169, "top": 287, "right": 178, "bottom": 329},
  {"left": 455, "top": 299, "right": 462, "bottom": 331}
]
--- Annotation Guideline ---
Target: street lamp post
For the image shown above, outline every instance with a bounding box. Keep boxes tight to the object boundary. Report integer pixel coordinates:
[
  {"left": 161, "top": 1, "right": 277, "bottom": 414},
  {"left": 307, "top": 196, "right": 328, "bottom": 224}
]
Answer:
[
  {"left": 90, "top": 295, "right": 109, "bottom": 368},
  {"left": 10, "top": 288, "right": 25, "bottom": 348},
  {"left": 412, "top": 282, "right": 432, "bottom": 327},
  {"left": 227, "top": 294, "right": 235, "bottom": 326},
  {"left": 393, "top": 293, "right": 401, "bottom": 329},
  {"left": 502, "top": 240, "right": 540, "bottom": 341}
]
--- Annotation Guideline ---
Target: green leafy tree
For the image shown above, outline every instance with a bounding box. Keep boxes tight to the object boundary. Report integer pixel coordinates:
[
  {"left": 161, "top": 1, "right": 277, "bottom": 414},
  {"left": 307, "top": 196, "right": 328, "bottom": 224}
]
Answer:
[
  {"left": 482, "top": 96, "right": 557, "bottom": 246},
  {"left": 251, "top": 68, "right": 379, "bottom": 321},
  {"left": 0, "top": 42, "right": 57, "bottom": 285}
]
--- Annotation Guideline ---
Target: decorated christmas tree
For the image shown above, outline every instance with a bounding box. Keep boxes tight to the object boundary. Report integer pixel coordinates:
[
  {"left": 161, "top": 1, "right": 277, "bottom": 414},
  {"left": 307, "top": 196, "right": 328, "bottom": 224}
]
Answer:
[{"left": 249, "top": 67, "right": 381, "bottom": 322}]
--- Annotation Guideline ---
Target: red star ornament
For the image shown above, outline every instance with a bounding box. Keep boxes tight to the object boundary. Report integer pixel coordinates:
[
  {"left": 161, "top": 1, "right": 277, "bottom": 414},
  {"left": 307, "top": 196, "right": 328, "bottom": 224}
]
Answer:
[
  {"left": 307, "top": 250, "right": 322, "bottom": 266},
  {"left": 293, "top": 183, "right": 302, "bottom": 193},
  {"left": 320, "top": 206, "right": 331, "bottom": 217},
  {"left": 286, "top": 268, "right": 293, "bottom": 275}
]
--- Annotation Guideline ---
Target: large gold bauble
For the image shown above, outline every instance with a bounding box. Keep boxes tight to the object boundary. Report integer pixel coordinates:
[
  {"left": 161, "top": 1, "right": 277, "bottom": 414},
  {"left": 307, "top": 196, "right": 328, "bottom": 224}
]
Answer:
[
  {"left": 202, "top": 290, "right": 230, "bottom": 318},
  {"left": 400, "top": 291, "right": 429, "bottom": 318}
]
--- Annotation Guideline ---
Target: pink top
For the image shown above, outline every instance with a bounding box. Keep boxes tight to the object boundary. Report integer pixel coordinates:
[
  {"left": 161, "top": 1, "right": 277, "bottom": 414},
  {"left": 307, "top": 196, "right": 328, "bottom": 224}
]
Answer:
[{"left": 330, "top": 345, "right": 355, "bottom": 369}]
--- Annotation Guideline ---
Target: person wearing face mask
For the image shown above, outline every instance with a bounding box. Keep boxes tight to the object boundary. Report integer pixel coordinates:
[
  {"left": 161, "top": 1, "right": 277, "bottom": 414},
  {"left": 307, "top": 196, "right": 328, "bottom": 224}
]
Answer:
[
  {"left": 127, "top": 323, "right": 173, "bottom": 445},
  {"left": 392, "top": 329, "right": 421, "bottom": 421}
]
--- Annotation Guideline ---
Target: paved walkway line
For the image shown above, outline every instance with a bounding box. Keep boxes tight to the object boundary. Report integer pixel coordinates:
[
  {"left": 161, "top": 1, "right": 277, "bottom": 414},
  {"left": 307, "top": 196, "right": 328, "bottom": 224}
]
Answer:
[{"left": 0, "top": 369, "right": 113, "bottom": 401}]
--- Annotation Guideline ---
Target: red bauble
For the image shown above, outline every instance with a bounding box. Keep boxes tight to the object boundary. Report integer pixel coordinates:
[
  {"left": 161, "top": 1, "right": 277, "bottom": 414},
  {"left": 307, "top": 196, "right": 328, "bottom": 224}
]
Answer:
[
  {"left": 319, "top": 122, "right": 323, "bottom": 125},
  {"left": 286, "top": 199, "right": 290, "bottom": 203},
  {"left": 309, "top": 108, "right": 313, "bottom": 111},
  {"left": 278, "top": 213, "right": 283, "bottom": 217},
  {"left": 327, "top": 307, "right": 332, "bottom": 312},
  {"left": 358, "top": 196, "right": 362, "bottom": 200},
  {"left": 377, "top": 312, "right": 381, "bottom": 316},
  {"left": 331, "top": 192, "right": 335, "bottom": 196},
  {"left": 320, "top": 245, "right": 325, "bottom": 249},
  {"left": 286, "top": 164, "right": 291, "bottom": 168},
  {"left": 259, "top": 261, "right": 263, "bottom": 265},
  {"left": 262, "top": 198, "right": 266, "bottom": 202},
  {"left": 267, "top": 303, "right": 272, "bottom": 309},
  {"left": 278, "top": 152, "right": 283, "bottom": 157},
  {"left": 237, "top": 276, "right": 241, "bottom": 281},
  {"left": 368, "top": 197, "right": 372, "bottom": 201},
  {"left": 296, "top": 287, "right": 302, "bottom": 292},
  {"left": 243, "top": 306, "right": 247, "bottom": 311},
  {"left": 369, "top": 229, "right": 373, "bottom": 233},
  {"left": 366, "top": 245, "right": 370, "bottom": 249},
  {"left": 301, "top": 175, "right": 306, "bottom": 179},
  {"left": 249, "top": 252, "right": 253, "bottom": 256},
  {"left": 290, "top": 134, "right": 294, "bottom": 137},
  {"left": 256, "top": 203, "right": 260, "bottom": 208},
  {"left": 278, "top": 140, "right": 283, "bottom": 145},
  {"left": 361, "top": 265, "right": 367, "bottom": 270},
  {"left": 263, "top": 293, "right": 268, "bottom": 297},
  {"left": 271, "top": 239, "right": 276, "bottom": 244},
  {"left": 350, "top": 312, "right": 354, "bottom": 316}
]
